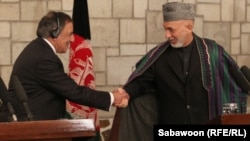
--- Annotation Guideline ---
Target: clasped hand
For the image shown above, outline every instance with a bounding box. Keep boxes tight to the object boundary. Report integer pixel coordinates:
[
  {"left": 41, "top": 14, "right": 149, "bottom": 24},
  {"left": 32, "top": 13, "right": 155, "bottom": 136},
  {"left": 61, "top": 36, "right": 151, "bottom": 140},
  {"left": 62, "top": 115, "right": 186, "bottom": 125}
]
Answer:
[{"left": 112, "top": 88, "right": 129, "bottom": 108}]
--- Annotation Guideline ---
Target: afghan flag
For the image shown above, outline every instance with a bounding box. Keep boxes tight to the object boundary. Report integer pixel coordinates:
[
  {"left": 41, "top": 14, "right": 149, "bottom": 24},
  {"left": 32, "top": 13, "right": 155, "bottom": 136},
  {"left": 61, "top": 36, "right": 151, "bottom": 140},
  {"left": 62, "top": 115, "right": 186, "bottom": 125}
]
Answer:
[{"left": 66, "top": 0, "right": 101, "bottom": 140}]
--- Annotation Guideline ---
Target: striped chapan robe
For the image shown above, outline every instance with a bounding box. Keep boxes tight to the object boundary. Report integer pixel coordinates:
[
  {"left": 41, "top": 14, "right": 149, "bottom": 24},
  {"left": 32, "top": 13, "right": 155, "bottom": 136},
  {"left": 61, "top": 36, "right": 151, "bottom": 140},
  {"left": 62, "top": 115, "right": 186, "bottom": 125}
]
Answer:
[{"left": 111, "top": 33, "right": 248, "bottom": 141}]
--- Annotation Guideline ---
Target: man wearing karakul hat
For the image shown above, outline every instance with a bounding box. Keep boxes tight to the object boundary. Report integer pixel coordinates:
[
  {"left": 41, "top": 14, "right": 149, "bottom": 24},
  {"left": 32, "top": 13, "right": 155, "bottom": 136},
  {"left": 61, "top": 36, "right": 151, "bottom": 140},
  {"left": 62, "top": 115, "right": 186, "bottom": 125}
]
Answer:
[{"left": 109, "top": 2, "right": 248, "bottom": 141}]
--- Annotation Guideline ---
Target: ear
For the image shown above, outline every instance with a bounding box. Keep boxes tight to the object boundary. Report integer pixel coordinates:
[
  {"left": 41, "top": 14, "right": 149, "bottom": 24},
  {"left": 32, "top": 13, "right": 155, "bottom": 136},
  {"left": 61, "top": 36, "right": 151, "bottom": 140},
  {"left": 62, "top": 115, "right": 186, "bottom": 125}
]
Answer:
[
  {"left": 186, "top": 23, "right": 193, "bottom": 30},
  {"left": 185, "top": 20, "right": 194, "bottom": 31}
]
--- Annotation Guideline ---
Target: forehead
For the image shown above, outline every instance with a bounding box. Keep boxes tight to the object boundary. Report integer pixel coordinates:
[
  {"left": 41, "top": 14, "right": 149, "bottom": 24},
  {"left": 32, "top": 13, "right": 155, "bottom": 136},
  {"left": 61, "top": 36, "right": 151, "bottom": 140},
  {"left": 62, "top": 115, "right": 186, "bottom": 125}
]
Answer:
[
  {"left": 163, "top": 20, "right": 184, "bottom": 28},
  {"left": 62, "top": 22, "right": 73, "bottom": 31}
]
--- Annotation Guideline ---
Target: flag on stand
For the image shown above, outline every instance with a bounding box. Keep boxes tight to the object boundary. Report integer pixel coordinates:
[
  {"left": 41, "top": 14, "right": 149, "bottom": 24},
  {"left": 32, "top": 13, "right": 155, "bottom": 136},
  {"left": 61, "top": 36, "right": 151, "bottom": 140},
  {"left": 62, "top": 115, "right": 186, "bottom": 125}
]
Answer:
[{"left": 66, "top": 0, "right": 101, "bottom": 140}]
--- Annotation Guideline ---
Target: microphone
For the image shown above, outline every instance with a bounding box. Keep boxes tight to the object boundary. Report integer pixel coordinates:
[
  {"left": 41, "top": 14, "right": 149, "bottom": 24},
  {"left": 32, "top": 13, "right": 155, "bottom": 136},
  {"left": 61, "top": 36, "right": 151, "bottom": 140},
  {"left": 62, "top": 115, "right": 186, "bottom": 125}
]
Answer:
[
  {"left": 240, "top": 65, "right": 250, "bottom": 84},
  {"left": 0, "top": 77, "right": 17, "bottom": 121},
  {"left": 230, "top": 65, "right": 250, "bottom": 94},
  {"left": 12, "top": 75, "right": 34, "bottom": 121},
  {"left": 0, "top": 98, "right": 2, "bottom": 110}
]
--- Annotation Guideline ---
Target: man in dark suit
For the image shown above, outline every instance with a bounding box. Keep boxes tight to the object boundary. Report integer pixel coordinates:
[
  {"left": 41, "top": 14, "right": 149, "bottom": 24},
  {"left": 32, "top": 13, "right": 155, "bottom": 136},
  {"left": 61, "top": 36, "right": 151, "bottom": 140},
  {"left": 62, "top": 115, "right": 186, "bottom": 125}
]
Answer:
[{"left": 0, "top": 11, "right": 129, "bottom": 122}]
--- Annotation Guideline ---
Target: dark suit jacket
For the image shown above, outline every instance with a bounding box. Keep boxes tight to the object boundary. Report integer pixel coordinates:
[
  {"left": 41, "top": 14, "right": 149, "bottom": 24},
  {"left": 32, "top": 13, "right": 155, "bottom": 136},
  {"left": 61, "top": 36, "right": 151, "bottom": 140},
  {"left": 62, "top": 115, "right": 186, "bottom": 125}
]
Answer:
[{"left": 0, "top": 37, "right": 111, "bottom": 121}]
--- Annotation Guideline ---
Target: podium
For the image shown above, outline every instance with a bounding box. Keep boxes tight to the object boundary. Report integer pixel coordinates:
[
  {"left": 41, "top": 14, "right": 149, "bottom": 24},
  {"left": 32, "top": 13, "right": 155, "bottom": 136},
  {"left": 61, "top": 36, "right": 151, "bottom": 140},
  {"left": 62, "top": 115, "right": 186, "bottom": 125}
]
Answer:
[
  {"left": 205, "top": 113, "right": 250, "bottom": 124},
  {"left": 0, "top": 119, "right": 96, "bottom": 141}
]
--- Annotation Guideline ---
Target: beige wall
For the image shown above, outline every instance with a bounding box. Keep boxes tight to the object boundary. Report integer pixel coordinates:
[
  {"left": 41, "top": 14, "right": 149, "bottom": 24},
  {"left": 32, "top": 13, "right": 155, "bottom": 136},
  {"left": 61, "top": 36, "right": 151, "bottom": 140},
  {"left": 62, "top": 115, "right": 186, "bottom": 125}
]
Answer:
[{"left": 0, "top": 0, "right": 250, "bottom": 118}]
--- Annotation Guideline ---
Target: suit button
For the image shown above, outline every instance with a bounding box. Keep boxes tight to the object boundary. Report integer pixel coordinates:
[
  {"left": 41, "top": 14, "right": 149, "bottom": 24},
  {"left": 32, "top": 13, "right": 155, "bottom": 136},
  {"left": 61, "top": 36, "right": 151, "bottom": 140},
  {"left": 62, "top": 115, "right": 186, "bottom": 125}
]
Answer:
[{"left": 187, "top": 105, "right": 190, "bottom": 109}]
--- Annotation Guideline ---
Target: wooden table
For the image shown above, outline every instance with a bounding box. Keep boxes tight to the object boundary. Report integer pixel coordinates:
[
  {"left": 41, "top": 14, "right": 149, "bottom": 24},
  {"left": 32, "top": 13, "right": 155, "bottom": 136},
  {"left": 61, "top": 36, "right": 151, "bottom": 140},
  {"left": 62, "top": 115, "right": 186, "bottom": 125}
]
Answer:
[
  {"left": 0, "top": 119, "right": 96, "bottom": 141},
  {"left": 205, "top": 113, "right": 250, "bottom": 124}
]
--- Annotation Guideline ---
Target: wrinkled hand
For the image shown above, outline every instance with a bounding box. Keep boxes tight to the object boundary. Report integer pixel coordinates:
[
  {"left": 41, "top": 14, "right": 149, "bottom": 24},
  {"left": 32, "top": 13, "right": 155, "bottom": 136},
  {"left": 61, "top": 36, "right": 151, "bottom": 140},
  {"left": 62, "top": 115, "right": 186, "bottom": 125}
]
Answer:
[
  {"left": 118, "top": 98, "right": 128, "bottom": 108},
  {"left": 112, "top": 88, "right": 129, "bottom": 108}
]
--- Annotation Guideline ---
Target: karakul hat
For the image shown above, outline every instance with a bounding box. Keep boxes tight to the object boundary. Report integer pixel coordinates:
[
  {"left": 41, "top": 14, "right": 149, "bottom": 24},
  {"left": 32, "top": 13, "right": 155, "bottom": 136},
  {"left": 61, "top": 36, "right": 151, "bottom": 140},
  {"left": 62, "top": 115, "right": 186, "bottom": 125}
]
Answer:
[{"left": 162, "top": 2, "right": 195, "bottom": 21}]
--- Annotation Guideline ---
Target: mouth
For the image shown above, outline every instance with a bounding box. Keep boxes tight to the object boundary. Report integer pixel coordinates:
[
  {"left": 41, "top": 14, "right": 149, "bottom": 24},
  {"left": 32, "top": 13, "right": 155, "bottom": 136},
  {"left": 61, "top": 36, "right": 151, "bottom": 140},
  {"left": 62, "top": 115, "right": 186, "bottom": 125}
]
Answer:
[
  {"left": 66, "top": 42, "right": 71, "bottom": 48},
  {"left": 168, "top": 39, "right": 176, "bottom": 44}
]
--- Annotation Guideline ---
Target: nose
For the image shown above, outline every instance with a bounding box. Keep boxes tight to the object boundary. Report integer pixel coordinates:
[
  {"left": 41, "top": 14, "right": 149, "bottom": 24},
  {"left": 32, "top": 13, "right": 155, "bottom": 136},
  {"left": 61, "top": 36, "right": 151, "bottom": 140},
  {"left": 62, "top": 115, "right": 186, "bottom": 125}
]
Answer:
[
  {"left": 70, "top": 34, "right": 75, "bottom": 42},
  {"left": 165, "top": 30, "right": 171, "bottom": 39}
]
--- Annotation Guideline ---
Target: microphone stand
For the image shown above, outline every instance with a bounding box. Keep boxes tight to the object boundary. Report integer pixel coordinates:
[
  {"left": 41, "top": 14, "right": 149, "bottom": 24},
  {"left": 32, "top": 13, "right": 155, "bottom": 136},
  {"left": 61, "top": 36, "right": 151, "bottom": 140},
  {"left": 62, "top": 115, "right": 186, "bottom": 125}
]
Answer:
[
  {"left": 7, "top": 102, "right": 17, "bottom": 122},
  {"left": 23, "top": 102, "right": 33, "bottom": 121}
]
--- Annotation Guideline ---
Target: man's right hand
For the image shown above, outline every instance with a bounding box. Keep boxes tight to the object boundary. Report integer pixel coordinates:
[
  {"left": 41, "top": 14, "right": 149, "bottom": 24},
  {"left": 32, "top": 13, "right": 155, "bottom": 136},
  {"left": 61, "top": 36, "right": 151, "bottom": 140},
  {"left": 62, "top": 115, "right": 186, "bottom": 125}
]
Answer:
[{"left": 112, "top": 88, "right": 129, "bottom": 107}]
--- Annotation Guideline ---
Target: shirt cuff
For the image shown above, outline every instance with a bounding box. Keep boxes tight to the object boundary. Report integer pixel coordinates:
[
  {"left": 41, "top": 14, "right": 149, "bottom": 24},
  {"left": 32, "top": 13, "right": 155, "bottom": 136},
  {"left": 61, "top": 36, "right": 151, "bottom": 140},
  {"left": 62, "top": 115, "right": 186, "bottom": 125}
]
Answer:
[{"left": 109, "top": 92, "right": 114, "bottom": 110}]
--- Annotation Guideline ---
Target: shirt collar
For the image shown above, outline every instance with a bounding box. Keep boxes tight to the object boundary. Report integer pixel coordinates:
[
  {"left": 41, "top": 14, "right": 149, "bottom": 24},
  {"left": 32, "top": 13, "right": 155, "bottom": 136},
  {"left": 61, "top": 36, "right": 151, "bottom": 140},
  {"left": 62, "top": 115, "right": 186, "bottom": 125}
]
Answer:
[{"left": 43, "top": 38, "right": 56, "bottom": 54}]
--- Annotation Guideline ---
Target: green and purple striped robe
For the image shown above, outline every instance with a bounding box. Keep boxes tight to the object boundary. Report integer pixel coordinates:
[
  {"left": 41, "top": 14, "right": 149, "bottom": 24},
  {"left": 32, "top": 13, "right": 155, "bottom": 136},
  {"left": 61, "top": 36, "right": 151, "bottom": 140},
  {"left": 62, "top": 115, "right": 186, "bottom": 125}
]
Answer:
[
  {"left": 111, "top": 33, "right": 248, "bottom": 141},
  {"left": 126, "top": 33, "right": 247, "bottom": 119}
]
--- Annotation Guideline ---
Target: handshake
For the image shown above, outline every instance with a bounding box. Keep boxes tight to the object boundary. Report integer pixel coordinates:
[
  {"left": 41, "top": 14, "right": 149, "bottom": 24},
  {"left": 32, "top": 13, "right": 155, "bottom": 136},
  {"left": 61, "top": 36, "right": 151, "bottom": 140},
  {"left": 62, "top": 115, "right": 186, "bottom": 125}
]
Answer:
[{"left": 112, "top": 88, "right": 130, "bottom": 108}]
